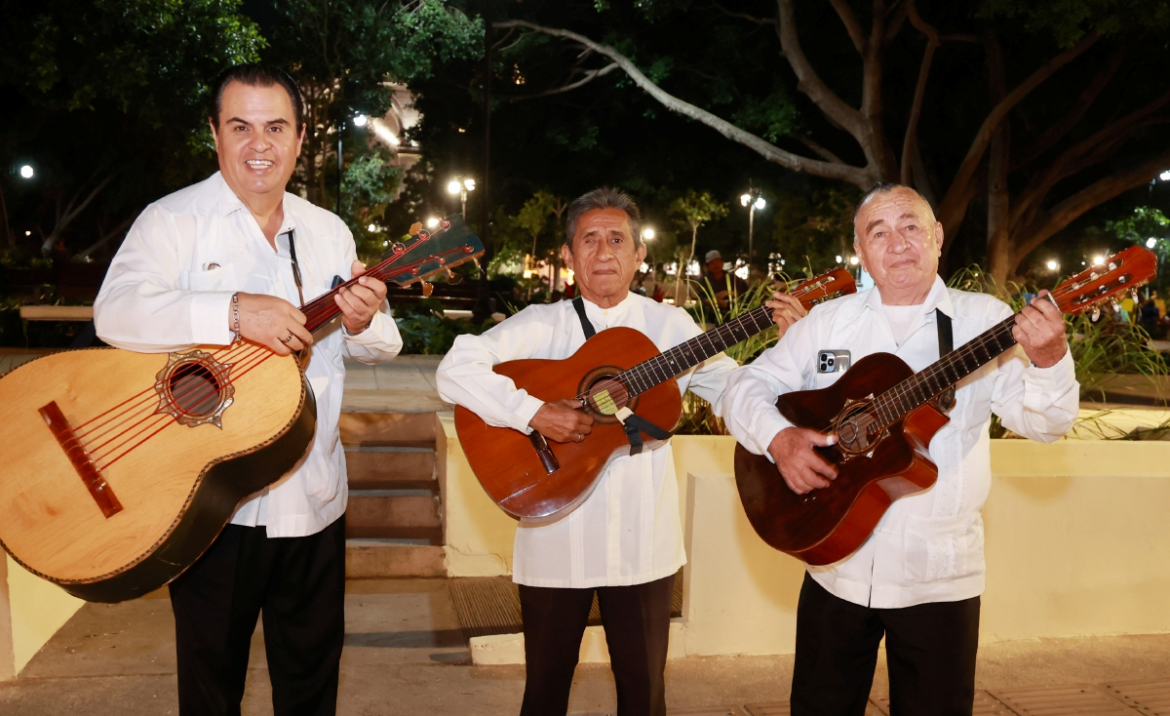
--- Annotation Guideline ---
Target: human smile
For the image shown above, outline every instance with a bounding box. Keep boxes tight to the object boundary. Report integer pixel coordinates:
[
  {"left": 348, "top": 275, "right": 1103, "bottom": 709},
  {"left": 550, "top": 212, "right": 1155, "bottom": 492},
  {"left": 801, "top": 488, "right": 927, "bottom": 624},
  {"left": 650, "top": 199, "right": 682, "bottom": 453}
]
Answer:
[{"left": 246, "top": 159, "right": 274, "bottom": 169}]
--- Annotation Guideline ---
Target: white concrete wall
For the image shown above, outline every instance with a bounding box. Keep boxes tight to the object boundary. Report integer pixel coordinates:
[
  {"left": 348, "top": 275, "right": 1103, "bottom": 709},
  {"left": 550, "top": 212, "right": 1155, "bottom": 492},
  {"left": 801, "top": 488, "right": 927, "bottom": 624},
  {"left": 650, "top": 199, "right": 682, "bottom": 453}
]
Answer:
[{"left": 441, "top": 417, "right": 1170, "bottom": 663}]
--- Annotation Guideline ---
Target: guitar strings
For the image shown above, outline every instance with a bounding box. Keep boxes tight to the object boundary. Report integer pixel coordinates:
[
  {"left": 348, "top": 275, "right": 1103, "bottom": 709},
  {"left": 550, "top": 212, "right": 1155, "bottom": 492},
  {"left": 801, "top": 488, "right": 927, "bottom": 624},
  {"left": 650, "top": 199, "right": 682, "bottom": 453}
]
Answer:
[{"left": 63, "top": 231, "right": 477, "bottom": 470}]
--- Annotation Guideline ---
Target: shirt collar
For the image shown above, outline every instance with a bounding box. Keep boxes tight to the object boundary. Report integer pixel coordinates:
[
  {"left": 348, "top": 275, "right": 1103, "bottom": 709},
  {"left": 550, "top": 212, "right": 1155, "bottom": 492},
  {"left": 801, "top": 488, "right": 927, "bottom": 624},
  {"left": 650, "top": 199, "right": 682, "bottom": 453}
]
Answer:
[
  {"left": 209, "top": 171, "right": 298, "bottom": 237},
  {"left": 864, "top": 275, "right": 954, "bottom": 319}
]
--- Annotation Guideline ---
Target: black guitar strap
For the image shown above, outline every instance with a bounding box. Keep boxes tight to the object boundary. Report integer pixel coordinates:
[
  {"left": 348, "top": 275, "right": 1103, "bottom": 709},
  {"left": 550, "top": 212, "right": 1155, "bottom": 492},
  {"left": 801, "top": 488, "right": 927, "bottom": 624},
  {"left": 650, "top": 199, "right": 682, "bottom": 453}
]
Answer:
[
  {"left": 570, "top": 296, "right": 671, "bottom": 455},
  {"left": 571, "top": 297, "right": 596, "bottom": 339},
  {"left": 936, "top": 308, "right": 956, "bottom": 413}
]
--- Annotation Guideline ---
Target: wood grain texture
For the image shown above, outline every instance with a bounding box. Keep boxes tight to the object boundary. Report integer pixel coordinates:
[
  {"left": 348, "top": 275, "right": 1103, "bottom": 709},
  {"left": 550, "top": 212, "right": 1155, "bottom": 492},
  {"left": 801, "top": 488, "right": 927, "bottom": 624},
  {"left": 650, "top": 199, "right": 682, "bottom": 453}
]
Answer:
[
  {"left": 455, "top": 327, "right": 681, "bottom": 523},
  {"left": 734, "top": 352, "right": 946, "bottom": 565},
  {"left": 0, "top": 347, "right": 306, "bottom": 587}
]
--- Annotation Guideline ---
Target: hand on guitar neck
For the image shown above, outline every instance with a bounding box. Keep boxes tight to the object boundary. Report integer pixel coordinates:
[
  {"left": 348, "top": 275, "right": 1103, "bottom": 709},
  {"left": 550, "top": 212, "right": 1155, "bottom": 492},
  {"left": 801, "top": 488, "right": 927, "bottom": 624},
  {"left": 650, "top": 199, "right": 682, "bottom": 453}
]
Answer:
[
  {"left": 1012, "top": 291, "right": 1068, "bottom": 368},
  {"left": 234, "top": 260, "right": 387, "bottom": 355},
  {"left": 765, "top": 291, "right": 807, "bottom": 337},
  {"left": 529, "top": 398, "right": 595, "bottom": 443}
]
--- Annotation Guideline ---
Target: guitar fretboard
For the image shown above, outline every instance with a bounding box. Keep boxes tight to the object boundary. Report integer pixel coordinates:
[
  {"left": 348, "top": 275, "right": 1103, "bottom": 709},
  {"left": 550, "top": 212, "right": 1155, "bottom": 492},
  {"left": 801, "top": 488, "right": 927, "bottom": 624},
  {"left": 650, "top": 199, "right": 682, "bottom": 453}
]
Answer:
[
  {"left": 867, "top": 314, "right": 1019, "bottom": 431},
  {"left": 618, "top": 305, "right": 776, "bottom": 397}
]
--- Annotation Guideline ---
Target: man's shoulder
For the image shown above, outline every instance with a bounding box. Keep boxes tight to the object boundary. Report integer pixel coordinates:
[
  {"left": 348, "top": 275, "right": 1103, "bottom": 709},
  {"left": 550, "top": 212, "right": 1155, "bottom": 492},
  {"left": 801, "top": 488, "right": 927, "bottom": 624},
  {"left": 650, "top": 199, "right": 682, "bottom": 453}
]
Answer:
[
  {"left": 150, "top": 174, "right": 223, "bottom": 216},
  {"left": 284, "top": 193, "right": 348, "bottom": 236},
  {"left": 946, "top": 287, "right": 1011, "bottom": 319}
]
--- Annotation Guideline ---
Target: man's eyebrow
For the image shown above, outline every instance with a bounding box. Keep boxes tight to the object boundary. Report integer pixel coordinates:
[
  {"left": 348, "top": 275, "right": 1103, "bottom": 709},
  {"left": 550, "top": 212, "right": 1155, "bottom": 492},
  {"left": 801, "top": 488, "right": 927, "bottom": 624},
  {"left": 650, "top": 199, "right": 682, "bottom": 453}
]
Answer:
[
  {"left": 224, "top": 117, "right": 291, "bottom": 126},
  {"left": 865, "top": 219, "right": 887, "bottom": 234}
]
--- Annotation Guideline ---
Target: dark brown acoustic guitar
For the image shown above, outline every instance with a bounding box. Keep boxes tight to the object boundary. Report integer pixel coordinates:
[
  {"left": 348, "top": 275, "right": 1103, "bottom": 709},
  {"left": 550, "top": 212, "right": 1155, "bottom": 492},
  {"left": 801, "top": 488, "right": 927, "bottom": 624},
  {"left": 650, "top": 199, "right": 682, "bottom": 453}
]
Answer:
[
  {"left": 455, "top": 268, "right": 857, "bottom": 523},
  {"left": 734, "top": 246, "right": 1156, "bottom": 566},
  {"left": 0, "top": 216, "right": 482, "bottom": 603}
]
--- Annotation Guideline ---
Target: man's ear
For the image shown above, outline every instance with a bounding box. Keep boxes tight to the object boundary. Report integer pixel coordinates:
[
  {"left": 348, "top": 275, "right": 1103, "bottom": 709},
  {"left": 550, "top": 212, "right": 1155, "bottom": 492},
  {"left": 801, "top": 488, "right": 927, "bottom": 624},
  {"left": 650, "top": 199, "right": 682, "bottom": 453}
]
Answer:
[
  {"left": 637, "top": 241, "right": 647, "bottom": 264},
  {"left": 561, "top": 242, "right": 575, "bottom": 272},
  {"left": 934, "top": 221, "right": 944, "bottom": 254},
  {"left": 208, "top": 118, "right": 220, "bottom": 150}
]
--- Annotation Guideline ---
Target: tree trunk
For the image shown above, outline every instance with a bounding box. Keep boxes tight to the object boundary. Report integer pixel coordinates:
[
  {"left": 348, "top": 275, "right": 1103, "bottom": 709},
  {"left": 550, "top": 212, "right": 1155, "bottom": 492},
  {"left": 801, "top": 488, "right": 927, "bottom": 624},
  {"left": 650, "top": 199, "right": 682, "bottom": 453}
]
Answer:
[{"left": 985, "top": 32, "right": 1012, "bottom": 286}]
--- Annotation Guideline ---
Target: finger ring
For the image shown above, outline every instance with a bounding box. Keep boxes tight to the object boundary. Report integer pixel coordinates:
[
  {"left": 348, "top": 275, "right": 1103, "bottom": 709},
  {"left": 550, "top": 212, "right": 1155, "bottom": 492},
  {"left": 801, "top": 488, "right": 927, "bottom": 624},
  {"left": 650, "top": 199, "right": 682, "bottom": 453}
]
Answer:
[
  {"left": 280, "top": 334, "right": 293, "bottom": 344},
  {"left": 576, "top": 433, "right": 583, "bottom": 442}
]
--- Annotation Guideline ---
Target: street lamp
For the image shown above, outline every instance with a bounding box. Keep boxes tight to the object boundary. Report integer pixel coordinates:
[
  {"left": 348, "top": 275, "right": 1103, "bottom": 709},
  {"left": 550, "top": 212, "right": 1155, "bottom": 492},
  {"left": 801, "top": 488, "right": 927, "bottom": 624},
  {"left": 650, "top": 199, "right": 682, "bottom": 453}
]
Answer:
[
  {"left": 641, "top": 227, "right": 655, "bottom": 242},
  {"left": 447, "top": 177, "right": 476, "bottom": 217},
  {"left": 1147, "top": 238, "right": 1158, "bottom": 249},
  {"left": 740, "top": 191, "right": 766, "bottom": 266},
  {"left": 1046, "top": 259, "right": 1060, "bottom": 272},
  {"left": 426, "top": 216, "right": 440, "bottom": 229},
  {"left": 19, "top": 165, "right": 34, "bottom": 179}
]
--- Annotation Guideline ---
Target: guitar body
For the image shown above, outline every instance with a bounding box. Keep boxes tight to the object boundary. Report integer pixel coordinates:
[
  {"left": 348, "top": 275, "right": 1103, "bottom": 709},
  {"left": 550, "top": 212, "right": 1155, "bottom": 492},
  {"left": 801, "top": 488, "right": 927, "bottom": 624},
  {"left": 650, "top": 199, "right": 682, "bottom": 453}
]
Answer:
[
  {"left": 0, "top": 347, "right": 315, "bottom": 602},
  {"left": 454, "top": 327, "right": 682, "bottom": 523},
  {"left": 734, "top": 352, "right": 949, "bottom": 565}
]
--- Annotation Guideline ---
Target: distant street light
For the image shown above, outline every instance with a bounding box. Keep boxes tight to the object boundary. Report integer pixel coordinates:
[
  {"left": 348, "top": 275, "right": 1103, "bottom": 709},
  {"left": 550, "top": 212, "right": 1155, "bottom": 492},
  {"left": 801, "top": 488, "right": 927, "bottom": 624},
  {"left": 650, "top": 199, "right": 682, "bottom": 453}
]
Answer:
[
  {"left": 1148, "top": 238, "right": 1158, "bottom": 249},
  {"left": 1161, "top": 170, "right": 1170, "bottom": 182},
  {"left": 835, "top": 255, "right": 843, "bottom": 263},
  {"left": 1046, "top": 259, "right": 1060, "bottom": 272},
  {"left": 353, "top": 114, "right": 368, "bottom": 127},
  {"left": 447, "top": 177, "right": 476, "bottom": 216},
  {"left": 740, "top": 190, "right": 766, "bottom": 266},
  {"left": 426, "top": 216, "right": 440, "bottom": 229},
  {"left": 1092, "top": 255, "right": 1105, "bottom": 266},
  {"left": 19, "top": 165, "right": 33, "bottom": 179},
  {"left": 641, "top": 227, "right": 655, "bottom": 241},
  {"left": 849, "top": 256, "right": 859, "bottom": 266}
]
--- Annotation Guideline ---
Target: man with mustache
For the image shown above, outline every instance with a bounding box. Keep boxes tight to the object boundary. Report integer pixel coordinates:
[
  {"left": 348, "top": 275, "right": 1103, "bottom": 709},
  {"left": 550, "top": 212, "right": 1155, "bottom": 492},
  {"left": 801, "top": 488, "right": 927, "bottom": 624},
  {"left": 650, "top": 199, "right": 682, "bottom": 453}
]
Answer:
[{"left": 437, "top": 187, "right": 806, "bottom": 716}]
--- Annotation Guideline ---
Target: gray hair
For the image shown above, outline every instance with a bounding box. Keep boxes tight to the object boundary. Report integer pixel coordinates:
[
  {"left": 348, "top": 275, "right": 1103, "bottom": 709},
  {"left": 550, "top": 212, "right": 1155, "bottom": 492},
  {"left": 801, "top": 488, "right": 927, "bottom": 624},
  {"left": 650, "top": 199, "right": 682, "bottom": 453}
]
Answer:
[
  {"left": 564, "top": 187, "right": 643, "bottom": 251},
  {"left": 853, "top": 182, "right": 935, "bottom": 241}
]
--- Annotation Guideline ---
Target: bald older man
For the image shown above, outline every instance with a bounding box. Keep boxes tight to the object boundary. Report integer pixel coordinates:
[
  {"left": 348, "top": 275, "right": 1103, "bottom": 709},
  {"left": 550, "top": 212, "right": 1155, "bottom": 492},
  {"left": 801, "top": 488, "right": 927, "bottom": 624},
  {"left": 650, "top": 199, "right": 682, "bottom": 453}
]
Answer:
[{"left": 721, "top": 184, "right": 1079, "bottom": 715}]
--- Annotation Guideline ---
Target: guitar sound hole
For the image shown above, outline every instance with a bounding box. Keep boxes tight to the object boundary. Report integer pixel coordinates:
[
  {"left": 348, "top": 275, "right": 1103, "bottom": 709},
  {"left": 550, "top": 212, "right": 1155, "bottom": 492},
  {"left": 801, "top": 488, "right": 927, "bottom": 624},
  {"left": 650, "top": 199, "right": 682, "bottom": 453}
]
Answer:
[
  {"left": 168, "top": 363, "right": 222, "bottom": 417},
  {"left": 579, "top": 367, "right": 637, "bottom": 425}
]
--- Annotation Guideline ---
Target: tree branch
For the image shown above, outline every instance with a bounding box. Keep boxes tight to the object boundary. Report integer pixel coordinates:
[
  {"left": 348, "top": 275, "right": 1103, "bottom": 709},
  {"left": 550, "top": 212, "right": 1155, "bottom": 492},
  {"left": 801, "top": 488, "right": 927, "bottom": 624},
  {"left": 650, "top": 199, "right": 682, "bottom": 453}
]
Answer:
[
  {"left": 1012, "top": 41, "right": 1130, "bottom": 170},
  {"left": 1010, "top": 86, "right": 1170, "bottom": 230},
  {"left": 1010, "top": 149, "right": 1170, "bottom": 266},
  {"left": 883, "top": 1, "right": 910, "bottom": 47},
  {"left": 935, "top": 31, "right": 1100, "bottom": 234},
  {"left": 40, "top": 173, "right": 115, "bottom": 254},
  {"left": 795, "top": 133, "right": 845, "bottom": 164},
  {"left": 494, "top": 20, "right": 871, "bottom": 187},
  {"left": 900, "top": 0, "right": 939, "bottom": 186},
  {"left": 76, "top": 212, "right": 136, "bottom": 261},
  {"left": 774, "top": 0, "right": 868, "bottom": 147},
  {"left": 505, "top": 63, "right": 620, "bottom": 102},
  {"left": 711, "top": 2, "right": 775, "bottom": 25},
  {"left": 827, "top": 0, "right": 867, "bottom": 54}
]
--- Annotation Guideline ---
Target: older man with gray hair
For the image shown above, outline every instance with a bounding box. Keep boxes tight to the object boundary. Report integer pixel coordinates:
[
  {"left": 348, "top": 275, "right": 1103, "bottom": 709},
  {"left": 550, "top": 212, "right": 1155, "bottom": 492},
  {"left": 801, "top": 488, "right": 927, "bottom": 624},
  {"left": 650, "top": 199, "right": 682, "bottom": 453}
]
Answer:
[
  {"left": 721, "top": 183, "right": 1078, "bottom": 715},
  {"left": 438, "top": 187, "right": 805, "bottom": 715}
]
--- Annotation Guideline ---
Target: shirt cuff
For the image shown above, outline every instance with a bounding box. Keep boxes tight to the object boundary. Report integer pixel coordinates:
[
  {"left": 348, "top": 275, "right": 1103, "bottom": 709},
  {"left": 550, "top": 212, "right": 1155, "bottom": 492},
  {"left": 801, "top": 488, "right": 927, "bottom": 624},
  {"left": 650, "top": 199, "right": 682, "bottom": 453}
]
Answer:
[
  {"left": 515, "top": 394, "right": 545, "bottom": 435},
  {"left": 1025, "top": 347, "right": 1075, "bottom": 382},
  {"left": 190, "top": 291, "right": 237, "bottom": 345},
  {"left": 753, "top": 408, "right": 793, "bottom": 463}
]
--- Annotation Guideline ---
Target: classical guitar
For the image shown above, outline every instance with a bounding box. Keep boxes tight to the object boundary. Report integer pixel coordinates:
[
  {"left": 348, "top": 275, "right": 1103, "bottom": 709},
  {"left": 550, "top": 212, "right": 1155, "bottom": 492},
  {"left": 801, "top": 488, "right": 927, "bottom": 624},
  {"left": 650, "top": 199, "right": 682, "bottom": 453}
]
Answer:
[
  {"left": 735, "top": 246, "right": 1156, "bottom": 566},
  {"left": 0, "top": 216, "right": 483, "bottom": 603},
  {"left": 455, "top": 268, "right": 857, "bottom": 523}
]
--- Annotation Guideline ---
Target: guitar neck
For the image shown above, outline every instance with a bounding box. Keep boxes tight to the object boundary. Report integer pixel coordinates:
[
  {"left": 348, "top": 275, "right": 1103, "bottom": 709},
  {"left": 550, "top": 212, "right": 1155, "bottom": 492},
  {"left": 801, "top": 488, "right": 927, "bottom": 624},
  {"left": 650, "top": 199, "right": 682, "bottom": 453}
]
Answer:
[
  {"left": 869, "top": 312, "right": 1020, "bottom": 428},
  {"left": 619, "top": 305, "right": 775, "bottom": 397}
]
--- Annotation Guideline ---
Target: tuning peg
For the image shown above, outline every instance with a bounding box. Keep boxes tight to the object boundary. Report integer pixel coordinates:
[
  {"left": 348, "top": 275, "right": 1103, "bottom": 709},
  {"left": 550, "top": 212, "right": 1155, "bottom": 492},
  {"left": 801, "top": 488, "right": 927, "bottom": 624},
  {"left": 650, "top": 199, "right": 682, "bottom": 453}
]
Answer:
[
  {"left": 472, "top": 258, "right": 484, "bottom": 275},
  {"left": 420, "top": 280, "right": 434, "bottom": 298},
  {"left": 1112, "top": 298, "right": 1122, "bottom": 313},
  {"left": 445, "top": 268, "right": 463, "bottom": 285},
  {"left": 1091, "top": 305, "right": 1101, "bottom": 321}
]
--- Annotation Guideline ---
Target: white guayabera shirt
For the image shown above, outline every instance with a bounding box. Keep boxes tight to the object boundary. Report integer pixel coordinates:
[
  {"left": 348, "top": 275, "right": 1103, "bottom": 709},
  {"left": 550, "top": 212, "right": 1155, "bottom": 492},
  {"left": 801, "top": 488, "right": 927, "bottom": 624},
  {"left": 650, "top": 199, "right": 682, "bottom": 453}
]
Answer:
[
  {"left": 722, "top": 276, "right": 1079, "bottom": 609},
  {"left": 94, "top": 172, "right": 403, "bottom": 538},
  {"left": 437, "top": 293, "right": 738, "bottom": 588}
]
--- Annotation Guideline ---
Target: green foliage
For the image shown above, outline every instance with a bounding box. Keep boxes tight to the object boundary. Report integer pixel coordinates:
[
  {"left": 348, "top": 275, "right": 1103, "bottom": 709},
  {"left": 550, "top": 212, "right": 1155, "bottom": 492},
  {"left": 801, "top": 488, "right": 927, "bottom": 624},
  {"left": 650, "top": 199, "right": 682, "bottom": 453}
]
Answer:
[
  {"left": 731, "top": 90, "right": 800, "bottom": 144},
  {"left": 342, "top": 145, "right": 401, "bottom": 261},
  {"left": 676, "top": 277, "right": 786, "bottom": 435},
  {"left": 770, "top": 188, "right": 861, "bottom": 278},
  {"left": 392, "top": 299, "right": 495, "bottom": 354},
  {"left": 978, "top": 0, "right": 1170, "bottom": 46},
  {"left": 516, "top": 190, "right": 568, "bottom": 257}
]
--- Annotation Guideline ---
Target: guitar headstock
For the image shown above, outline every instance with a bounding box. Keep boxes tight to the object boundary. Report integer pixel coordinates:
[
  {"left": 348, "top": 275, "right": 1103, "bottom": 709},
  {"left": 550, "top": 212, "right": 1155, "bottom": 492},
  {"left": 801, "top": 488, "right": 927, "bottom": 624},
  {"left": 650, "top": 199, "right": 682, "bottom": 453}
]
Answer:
[
  {"left": 788, "top": 267, "right": 857, "bottom": 310},
  {"left": 368, "top": 215, "right": 485, "bottom": 288},
  {"left": 1050, "top": 246, "right": 1157, "bottom": 316}
]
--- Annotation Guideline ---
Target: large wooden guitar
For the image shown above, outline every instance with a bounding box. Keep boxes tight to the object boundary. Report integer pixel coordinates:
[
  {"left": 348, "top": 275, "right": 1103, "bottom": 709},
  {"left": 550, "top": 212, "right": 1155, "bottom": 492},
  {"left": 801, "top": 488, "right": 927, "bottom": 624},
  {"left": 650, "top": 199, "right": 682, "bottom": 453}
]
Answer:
[
  {"left": 455, "top": 268, "right": 856, "bottom": 523},
  {"left": 0, "top": 216, "right": 483, "bottom": 603},
  {"left": 735, "top": 246, "right": 1156, "bottom": 566}
]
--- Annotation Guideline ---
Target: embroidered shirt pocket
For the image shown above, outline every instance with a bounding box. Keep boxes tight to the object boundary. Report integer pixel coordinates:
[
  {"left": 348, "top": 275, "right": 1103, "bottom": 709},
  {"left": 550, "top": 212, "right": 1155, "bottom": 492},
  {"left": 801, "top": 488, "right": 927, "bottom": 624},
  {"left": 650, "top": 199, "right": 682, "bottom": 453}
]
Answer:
[
  {"left": 182, "top": 264, "right": 235, "bottom": 292},
  {"left": 903, "top": 512, "right": 985, "bottom": 583}
]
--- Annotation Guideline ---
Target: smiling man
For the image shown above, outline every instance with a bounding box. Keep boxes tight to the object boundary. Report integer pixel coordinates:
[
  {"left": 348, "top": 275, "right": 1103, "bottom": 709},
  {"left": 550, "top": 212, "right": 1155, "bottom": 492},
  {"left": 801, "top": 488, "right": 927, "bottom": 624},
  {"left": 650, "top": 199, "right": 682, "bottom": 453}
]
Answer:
[
  {"left": 94, "top": 64, "right": 402, "bottom": 716},
  {"left": 721, "top": 184, "right": 1079, "bottom": 715},
  {"left": 437, "top": 188, "right": 805, "bottom": 716}
]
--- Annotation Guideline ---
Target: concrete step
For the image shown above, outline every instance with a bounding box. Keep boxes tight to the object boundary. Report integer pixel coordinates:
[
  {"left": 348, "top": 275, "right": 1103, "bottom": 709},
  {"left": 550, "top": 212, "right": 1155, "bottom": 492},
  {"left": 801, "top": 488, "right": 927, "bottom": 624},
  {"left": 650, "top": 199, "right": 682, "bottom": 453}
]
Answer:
[
  {"left": 346, "top": 489, "right": 442, "bottom": 539},
  {"left": 345, "top": 539, "right": 445, "bottom": 578},
  {"left": 340, "top": 411, "right": 435, "bottom": 448},
  {"left": 346, "top": 446, "right": 436, "bottom": 490}
]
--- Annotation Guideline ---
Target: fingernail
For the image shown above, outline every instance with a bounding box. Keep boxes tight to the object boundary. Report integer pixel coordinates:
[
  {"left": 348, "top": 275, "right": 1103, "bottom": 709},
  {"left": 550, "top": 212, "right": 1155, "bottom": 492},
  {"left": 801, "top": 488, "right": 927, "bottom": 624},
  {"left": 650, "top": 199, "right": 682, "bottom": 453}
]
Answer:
[{"left": 825, "top": 434, "right": 838, "bottom": 446}]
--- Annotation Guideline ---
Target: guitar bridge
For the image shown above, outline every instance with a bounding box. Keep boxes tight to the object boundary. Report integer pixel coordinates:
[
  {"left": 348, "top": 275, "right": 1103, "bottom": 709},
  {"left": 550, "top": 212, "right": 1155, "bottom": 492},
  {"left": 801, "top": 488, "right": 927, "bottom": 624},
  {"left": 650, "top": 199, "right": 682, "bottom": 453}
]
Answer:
[{"left": 39, "top": 401, "right": 123, "bottom": 519}]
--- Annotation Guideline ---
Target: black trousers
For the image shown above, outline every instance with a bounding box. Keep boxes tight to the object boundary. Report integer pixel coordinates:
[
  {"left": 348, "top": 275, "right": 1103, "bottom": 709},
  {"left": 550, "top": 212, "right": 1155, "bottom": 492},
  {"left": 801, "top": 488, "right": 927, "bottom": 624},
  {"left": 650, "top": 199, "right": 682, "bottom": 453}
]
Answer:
[
  {"left": 517, "top": 574, "right": 675, "bottom": 716},
  {"left": 791, "top": 573, "right": 980, "bottom": 716},
  {"left": 168, "top": 515, "right": 347, "bottom": 716}
]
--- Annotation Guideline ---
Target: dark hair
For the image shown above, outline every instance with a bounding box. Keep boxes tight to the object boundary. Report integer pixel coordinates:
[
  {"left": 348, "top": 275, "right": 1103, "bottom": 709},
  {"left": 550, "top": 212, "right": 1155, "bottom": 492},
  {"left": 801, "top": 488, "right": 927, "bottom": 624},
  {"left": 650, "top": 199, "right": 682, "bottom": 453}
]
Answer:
[
  {"left": 209, "top": 64, "right": 305, "bottom": 130},
  {"left": 564, "top": 187, "right": 643, "bottom": 251}
]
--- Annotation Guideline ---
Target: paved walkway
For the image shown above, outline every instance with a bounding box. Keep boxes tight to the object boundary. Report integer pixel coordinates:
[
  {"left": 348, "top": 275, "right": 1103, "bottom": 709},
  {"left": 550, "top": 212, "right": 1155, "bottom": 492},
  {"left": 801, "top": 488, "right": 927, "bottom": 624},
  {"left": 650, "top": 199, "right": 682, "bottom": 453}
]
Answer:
[{"left": 1, "top": 579, "right": 1168, "bottom": 716}]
